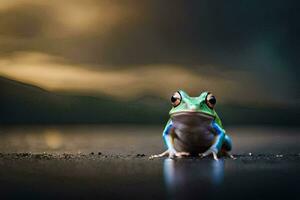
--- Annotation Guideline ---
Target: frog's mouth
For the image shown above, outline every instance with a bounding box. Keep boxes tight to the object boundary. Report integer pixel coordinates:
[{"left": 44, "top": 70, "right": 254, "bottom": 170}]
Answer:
[
  {"left": 170, "top": 111, "right": 215, "bottom": 127},
  {"left": 171, "top": 111, "right": 214, "bottom": 119}
]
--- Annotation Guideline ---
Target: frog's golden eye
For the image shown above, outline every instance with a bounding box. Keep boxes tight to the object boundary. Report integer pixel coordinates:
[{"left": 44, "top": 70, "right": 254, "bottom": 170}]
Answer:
[
  {"left": 206, "top": 93, "right": 216, "bottom": 109},
  {"left": 171, "top": 92, "right": 181, "bottom": 107}
]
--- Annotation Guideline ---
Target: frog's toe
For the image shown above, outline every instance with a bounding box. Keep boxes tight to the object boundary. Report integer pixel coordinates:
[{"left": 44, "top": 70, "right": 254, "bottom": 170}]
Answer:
[
  {"left": 149, "top": 155, "right": 159, "bottom": 159},
  {"left": 149, "top": 150, "right": 169, "bottom": 159},
  {"left": 230, "top": 155, "right": 237, "bottom": 160},
  {"left": 175, "top": 152, "right": 190, "bottom": 158},
  {"left": 199, "top": 148, "right": 219, "bottom": 160},
  {"left": 223, "top": 151, "right": 236, "bottom": 160},
  {"left": 212, "top": 152, "right": 218, "bottom": 160}
]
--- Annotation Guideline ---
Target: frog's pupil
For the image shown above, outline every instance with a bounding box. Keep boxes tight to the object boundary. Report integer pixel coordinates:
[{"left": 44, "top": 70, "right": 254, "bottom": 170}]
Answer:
[
  {"left": 171, "top": 96, "right": 177, "bottom": 103},
  {"left": 209, "top": 96, "right": 216, "bottom": 105}
]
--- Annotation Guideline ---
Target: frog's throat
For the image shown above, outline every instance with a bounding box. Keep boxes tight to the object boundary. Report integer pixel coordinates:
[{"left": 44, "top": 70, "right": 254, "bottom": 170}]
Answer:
[{"left": 170, "top": 111, "right": 215, "bottom": 119}]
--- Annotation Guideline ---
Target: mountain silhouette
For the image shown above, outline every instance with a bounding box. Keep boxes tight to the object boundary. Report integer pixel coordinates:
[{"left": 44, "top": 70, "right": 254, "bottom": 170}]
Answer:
[
  {"left": 0, "top": 76, "right": 168, "bottom": 124},
  {"left": 0, "top": 76, "right": 298, "bottom": 125}
]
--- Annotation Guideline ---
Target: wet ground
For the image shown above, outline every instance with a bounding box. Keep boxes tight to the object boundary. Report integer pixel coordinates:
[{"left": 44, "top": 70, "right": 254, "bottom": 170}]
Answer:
[{"left": 0, "top": 125, "right": 299, "bottom": 199}]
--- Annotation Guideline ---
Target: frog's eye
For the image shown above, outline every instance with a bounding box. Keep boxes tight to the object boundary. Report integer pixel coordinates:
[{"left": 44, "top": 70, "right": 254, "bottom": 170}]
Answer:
[
  {"left": 171, "top": 92, "right": 181, "bottom": 107},
  {"left": 206, "top": 93, "right": 216, "bottom": 109}
]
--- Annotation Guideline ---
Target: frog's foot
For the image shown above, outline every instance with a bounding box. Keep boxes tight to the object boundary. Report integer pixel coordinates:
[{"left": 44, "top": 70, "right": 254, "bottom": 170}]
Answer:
[
  {"left": 149, "top": 150, "right": 190, "bottom": 159},
  {"left": 223, "top": 151, "right": 237, "bottom": 160},
  {"left": 199, "top": 147, "right": 219, "bottom": 161},
  {"left": 173, "top": 151, "right": 190, "bottom": 158},
  {"left": 149, "top": 150, "right": 169, "bottom": 159}
]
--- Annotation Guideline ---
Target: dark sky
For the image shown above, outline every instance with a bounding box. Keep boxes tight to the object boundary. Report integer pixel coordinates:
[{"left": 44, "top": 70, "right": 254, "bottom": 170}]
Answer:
[{"left": 0, "top": 0, "right": 299, "bottom": 106}]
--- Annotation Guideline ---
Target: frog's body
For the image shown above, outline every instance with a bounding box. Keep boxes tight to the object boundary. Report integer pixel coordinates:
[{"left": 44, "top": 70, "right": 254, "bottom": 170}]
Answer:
[
  {"left": 150, "top": 90, "right": 233, "bottom": 160},
  {"left": 171, "top": 112, "right": 216, "bottom": 154}
]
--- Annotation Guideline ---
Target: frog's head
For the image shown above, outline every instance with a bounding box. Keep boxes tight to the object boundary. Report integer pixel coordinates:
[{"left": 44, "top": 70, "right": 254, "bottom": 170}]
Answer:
[{"left": 169, "top": 90, "right": 217, "bottom": 118}]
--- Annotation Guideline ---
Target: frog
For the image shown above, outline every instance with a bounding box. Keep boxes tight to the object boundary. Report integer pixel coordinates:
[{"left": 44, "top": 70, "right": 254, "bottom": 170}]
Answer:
[{"left": 149, "top": 90, "right": 234, "bottom": 160}]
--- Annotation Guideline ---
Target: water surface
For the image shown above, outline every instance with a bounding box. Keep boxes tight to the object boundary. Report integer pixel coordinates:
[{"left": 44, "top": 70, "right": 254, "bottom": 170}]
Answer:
[{"left": 0, "top": 125, "right": 299, "bottom": 199}]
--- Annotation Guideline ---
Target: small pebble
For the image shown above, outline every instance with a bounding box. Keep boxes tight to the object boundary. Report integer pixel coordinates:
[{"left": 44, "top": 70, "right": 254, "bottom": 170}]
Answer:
[
  {"left": 248, "top": 152, "right": 252, "bottom": 156},
  {"left": 20, "top": 153, "right": 29, "bottom": 157},
  {"left": 63, "top": 154, "right": 72, "bottom": 159}
]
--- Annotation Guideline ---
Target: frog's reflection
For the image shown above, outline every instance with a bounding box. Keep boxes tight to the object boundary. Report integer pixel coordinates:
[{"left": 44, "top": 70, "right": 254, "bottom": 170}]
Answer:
[{"left": 163, "top": 158, "right": 224, "bottom": 199}]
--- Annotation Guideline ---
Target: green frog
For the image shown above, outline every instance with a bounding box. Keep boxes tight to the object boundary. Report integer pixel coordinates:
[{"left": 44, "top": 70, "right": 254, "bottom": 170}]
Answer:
[{"left": 150, "top": 90, "right": 234, "bottom": 160}]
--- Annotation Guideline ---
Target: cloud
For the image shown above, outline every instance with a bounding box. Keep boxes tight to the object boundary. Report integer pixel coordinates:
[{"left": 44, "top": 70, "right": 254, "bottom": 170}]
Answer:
[
  {"left": 0, "top": 1, "right": 298, "bottom": 106},
  {"left": 0, "top": 51, "right": 294, "bottom": 107},
  {"left": 0, "top": 0, "right": 297, "bottom": 66}
]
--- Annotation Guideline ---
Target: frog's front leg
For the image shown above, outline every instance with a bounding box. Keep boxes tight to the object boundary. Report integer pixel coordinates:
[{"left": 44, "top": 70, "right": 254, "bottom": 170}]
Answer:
[
  {"left": 200, "top": 121, "right": 225, "bottom": 160},
  {"left": 222, "top": 134, "right": 236, "bottom": 159},
  {"left": 163, "top": 127, "right": 190, "bottom": 159},
  {"left": 149, "top": 121, "right": 189, "bottom": 159}
]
